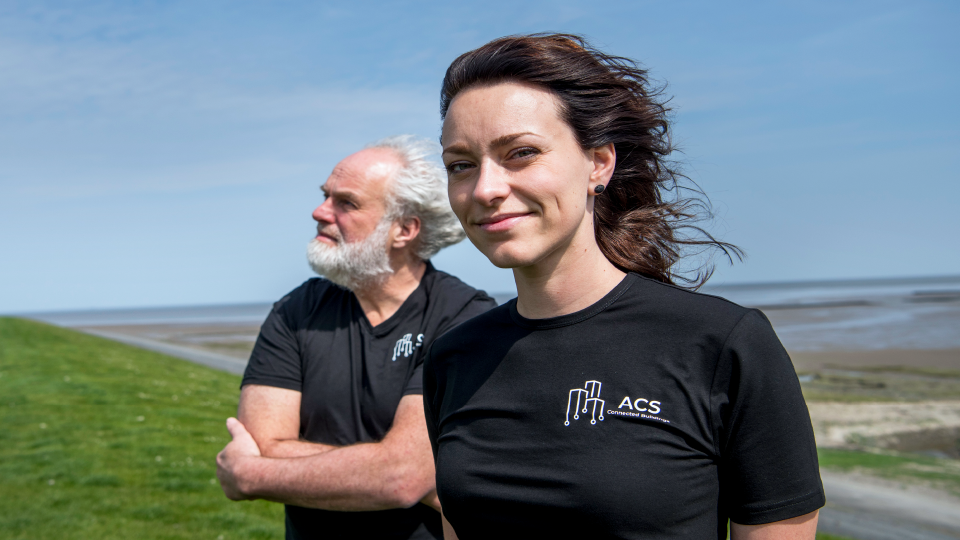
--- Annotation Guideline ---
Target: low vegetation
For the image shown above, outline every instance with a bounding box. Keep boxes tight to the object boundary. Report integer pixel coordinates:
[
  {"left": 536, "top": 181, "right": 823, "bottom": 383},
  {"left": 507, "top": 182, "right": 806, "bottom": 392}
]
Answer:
[
  {"left": 0, "top": 317, "right": 282, "bottom": 539},
  {"left": 800, "top": 366, "right": 960, "bottom": 402}
]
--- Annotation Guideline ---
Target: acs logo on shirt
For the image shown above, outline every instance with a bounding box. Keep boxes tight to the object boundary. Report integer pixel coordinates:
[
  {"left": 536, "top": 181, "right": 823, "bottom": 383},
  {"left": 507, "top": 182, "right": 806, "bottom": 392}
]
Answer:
[
  {"left": 392, "top": 333, "right": 424, "bottom": 361},
  {"left": 565, "top": 379, "right": 668, "bottom": 426}
]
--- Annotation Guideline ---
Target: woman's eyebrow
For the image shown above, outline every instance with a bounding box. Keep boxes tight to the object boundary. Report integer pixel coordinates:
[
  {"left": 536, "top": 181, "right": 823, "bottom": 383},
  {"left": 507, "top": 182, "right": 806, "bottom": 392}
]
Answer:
[
  {"left": 441, "top": 143, "right": 470, "bottom": 157},
  {"left": 442, "top": 132, "right": 538, "bottom": 157},
  {"left": 489, "top": 132, "right": 536, "bottom": 149}
]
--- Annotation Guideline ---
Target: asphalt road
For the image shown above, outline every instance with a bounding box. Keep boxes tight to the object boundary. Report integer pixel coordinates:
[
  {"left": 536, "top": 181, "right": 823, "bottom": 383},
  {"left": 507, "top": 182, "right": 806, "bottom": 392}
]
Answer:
[{"left": 80, "top": 328, "right": 249, "bottom": 375}]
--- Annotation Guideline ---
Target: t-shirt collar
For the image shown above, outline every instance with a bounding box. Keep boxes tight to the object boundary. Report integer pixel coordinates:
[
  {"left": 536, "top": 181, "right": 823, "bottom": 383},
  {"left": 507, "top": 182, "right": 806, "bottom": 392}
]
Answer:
[
  {"left": 507, "top": 273, "right": 636, "bottom": 330},
  {"left": 357, "top": 261, "right": 435, "bottom": 337}
]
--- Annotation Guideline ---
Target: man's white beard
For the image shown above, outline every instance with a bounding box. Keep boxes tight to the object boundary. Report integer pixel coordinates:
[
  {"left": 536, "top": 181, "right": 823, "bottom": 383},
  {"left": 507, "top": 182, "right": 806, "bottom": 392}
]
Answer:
[{"left": 306, "top": 219, "right": 395, "bottom": 292}]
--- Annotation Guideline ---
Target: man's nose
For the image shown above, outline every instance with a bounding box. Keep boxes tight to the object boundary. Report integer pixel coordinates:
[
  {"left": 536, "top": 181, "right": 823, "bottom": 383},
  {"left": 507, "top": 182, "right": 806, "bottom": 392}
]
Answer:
[{"left": 312, "top": 198, "right": 333, "bottom": 223}]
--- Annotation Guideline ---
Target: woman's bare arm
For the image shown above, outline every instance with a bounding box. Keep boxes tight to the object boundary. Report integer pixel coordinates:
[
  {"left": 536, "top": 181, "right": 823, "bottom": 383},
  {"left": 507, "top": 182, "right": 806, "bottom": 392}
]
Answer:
[{"left": 731, "top": 510, "right": 819, "bottom": 540}]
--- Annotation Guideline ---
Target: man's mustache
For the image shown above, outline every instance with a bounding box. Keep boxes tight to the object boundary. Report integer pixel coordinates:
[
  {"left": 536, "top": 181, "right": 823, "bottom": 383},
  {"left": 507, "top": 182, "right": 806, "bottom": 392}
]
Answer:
[{"left": 315, "top": 226, "right": 342, "bottom": 243}]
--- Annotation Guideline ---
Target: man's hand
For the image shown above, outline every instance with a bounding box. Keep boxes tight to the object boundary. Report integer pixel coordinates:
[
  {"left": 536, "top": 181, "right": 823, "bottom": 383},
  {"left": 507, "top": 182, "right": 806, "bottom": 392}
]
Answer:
[{"left": 216, "top": 417, "right": 263, "bottom": 500}]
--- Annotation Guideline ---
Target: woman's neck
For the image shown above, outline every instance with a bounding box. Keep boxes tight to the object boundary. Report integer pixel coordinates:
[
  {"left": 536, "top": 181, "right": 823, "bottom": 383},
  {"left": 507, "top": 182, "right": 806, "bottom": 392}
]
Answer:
[{"left": 513, "top": 226, "right": 626, "bottom": 320}]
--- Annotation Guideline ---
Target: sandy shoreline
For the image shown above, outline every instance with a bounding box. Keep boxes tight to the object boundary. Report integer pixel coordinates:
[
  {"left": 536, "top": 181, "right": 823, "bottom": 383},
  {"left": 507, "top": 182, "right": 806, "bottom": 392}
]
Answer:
[
  {"left": 791, "top": 349, "right": 960, "bottom": 372},
  {"left": 809, "top": 400, "right": 960, "bottom": 454}
]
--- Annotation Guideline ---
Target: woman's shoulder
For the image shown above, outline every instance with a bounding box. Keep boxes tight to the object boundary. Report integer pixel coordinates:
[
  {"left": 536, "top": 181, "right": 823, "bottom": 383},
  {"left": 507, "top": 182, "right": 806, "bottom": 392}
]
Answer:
[
  {"left": 626, "top": 273, "right": 754, "bottom": 323},
  {"left": 425, "top": 301, "right": 519, "bottom": 367}
]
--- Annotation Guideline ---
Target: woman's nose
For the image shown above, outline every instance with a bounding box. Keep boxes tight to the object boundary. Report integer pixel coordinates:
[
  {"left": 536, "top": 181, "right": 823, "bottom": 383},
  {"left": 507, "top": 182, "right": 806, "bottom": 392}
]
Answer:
[{"left": 472, "top": 162, "right": 510, "bottom": 205}]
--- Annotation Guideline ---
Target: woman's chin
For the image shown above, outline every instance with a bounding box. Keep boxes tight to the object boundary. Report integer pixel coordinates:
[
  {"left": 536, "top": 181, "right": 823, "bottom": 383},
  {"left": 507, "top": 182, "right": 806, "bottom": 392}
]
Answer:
[{"left": 479, "top": 245, "right": 542, "bottom": 270}]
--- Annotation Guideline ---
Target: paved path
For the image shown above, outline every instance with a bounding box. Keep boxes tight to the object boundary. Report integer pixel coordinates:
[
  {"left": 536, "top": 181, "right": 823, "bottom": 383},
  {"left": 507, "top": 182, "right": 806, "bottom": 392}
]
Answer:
[
  {"left": 80, "top": 328, "right": 248, "bottom": 375},
  {"left": 819, "top": 471, "right": 960, "bottom": 539}
]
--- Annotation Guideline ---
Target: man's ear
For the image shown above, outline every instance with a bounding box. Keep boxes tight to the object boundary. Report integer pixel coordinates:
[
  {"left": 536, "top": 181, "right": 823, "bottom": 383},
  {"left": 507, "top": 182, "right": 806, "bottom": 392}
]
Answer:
[{"left": 391, "top": 216, "right": 422, "bottom": 249}]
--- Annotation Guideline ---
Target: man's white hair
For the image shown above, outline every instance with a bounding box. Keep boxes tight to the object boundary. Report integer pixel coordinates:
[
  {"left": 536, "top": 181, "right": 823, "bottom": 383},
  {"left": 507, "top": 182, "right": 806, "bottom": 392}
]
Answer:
[{"left": 368, "top": 135, "right": 466, "bottom": 260}]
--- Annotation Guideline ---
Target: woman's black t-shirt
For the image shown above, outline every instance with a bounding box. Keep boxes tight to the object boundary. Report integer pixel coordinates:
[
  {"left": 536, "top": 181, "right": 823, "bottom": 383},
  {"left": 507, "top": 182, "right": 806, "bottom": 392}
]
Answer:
[{"left": 423, "top": 273, "right": 824, "bottom": 540}]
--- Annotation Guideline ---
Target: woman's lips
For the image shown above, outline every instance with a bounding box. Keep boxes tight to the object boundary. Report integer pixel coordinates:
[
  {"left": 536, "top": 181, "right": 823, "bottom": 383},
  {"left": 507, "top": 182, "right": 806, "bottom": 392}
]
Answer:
[{"left": 476, "top": 213, "right": 531, "bottom": 233}]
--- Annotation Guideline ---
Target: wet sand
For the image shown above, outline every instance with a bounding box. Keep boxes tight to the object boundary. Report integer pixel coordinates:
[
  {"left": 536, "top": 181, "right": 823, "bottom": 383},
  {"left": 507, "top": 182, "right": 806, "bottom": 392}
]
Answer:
[{"left": 791, "top": 348, "right": 960, "bottom": 372}]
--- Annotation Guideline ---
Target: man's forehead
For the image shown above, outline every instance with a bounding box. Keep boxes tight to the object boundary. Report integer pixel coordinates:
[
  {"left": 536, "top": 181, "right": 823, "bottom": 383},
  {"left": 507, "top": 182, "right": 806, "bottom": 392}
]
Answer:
[{"left": 324, "top": 148, "right": 402, "bottom": 195}]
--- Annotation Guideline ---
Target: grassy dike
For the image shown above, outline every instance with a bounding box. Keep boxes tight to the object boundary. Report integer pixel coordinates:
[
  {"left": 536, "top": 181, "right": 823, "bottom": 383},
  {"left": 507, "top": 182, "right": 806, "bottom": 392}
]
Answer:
[
  {"left": 0, "top": 317, "right": 282, "bottom": 539},
  {"left": 1, "top": 317, "right": 854, "bottom": 539}
]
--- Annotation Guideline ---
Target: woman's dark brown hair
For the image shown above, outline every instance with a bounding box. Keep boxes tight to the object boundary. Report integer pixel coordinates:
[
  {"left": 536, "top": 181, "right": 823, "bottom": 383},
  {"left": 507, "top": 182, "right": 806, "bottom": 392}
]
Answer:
[{"left": 440, "top": 33, "right": 741, "bottom": 288}]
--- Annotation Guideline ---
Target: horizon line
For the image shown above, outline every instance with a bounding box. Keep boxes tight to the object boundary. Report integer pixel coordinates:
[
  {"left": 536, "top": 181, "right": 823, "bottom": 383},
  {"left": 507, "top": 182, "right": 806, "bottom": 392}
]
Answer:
[{"left": 6, "top": 272, "right": 959, "bottom": 318}]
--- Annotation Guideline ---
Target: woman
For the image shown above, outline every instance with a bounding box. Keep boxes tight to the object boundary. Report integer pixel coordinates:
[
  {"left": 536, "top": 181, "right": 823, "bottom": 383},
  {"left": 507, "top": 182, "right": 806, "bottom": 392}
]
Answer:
[{"left": 424, "top": 34, "right": 824, "bottom": 539}]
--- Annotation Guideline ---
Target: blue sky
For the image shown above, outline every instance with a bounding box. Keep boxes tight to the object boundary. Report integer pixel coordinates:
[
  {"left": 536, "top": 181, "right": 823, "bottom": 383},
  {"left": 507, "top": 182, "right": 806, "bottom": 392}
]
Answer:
[{"left": 1, "top": 0, "right": 958, "bottom": 313}]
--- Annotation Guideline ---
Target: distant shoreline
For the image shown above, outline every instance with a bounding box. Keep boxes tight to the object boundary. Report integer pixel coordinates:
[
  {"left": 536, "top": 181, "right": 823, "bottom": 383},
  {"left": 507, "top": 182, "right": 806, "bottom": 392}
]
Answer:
[{"left": 10, "top": 273, "right": 959, "bottom": 323}]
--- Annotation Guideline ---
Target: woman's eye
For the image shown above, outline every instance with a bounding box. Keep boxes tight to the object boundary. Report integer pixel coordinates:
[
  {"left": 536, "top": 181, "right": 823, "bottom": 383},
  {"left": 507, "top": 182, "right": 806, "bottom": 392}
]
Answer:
[
  {"left": 513, "top": 147, "right": 538, "bottom": 159},
  {"left": 447, "top": 162, "right": 473, "bottom": 173}
]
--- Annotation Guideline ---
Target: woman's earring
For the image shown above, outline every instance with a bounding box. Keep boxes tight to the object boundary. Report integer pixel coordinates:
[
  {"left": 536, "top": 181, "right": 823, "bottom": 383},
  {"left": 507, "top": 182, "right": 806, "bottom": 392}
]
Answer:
[{"left": 594, "top": 184, "right": 605, "bottom": 194}]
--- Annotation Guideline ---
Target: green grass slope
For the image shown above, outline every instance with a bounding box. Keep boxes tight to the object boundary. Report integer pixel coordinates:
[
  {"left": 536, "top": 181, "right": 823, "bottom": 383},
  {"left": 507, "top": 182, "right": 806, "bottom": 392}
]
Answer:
[{"left": 0, "top": 317, "right": 283, "bottom": 540}]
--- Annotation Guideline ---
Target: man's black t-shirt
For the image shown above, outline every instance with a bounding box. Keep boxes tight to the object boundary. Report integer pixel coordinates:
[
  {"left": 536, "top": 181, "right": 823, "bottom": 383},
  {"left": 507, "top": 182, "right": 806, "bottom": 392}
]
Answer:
[
  {"left": 242, "top": 262, "right": 496, "bottom": 540},
  {"left": 424, "top": 273, "right": 825, "bottom": 540}
]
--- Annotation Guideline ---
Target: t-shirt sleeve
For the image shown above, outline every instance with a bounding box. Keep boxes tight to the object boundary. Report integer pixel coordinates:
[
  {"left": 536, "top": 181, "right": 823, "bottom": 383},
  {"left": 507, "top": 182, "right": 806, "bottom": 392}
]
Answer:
[
  {"left": 422, "top": 343, "right": 441, "bottom": 463},
  {"left": 241, "top": 299, "right": 303, "bottom": 392},
  {"left": 403, "top": 362, "right": 426, "bottom": 397},
  {"left": 401, "top": 293, "right": 497, "bottom": 397},
  {"left": 713, "top": 309, "right": 825, "bottom": 525}
]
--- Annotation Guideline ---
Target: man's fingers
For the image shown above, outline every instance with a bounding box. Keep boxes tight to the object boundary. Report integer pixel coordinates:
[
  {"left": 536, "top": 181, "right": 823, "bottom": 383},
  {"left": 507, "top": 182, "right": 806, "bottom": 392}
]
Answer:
[
  {"left": 226, "top": 417, "right": 255, "bottom": 443},
  {"left": 226, "top": 417, "right": 245, "bottom": 437},
  {"left": 223, "top": 417, "right": 262, "bottom": 457}
]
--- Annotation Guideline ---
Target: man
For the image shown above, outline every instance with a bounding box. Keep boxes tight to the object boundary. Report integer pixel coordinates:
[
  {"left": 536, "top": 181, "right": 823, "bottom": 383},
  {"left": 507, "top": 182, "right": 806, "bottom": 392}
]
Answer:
[{"left": 216, "top": 135, "right": 496, "bottom": 540}]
